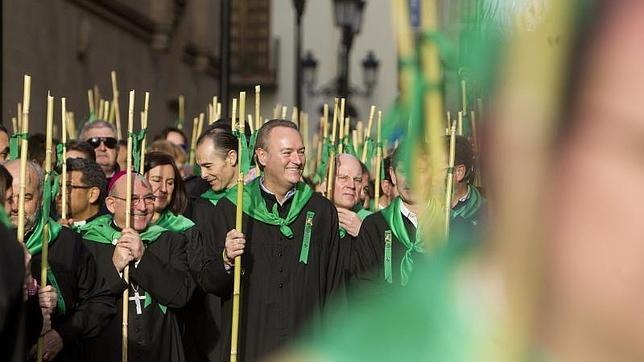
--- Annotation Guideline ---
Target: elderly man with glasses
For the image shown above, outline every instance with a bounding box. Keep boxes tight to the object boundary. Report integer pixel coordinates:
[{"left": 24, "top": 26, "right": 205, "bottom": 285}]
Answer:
[
  {"left": 77, "top": 170, "right": 195, "bottom": 362},
  {"left": 78, "top": 120, "right": 120, "bottom": 182}
]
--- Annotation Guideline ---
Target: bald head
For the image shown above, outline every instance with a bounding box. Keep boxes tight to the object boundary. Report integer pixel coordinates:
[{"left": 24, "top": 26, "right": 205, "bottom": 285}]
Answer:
[{"left": 106, "top": 173, "right": 154, "bottom": 231}]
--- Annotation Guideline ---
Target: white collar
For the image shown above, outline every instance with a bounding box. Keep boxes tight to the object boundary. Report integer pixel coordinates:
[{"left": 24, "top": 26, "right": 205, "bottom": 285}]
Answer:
[
  {"left": 457, "top": 185, "right": 471, "bottom": 203},
  {"left": 399, "top": 199, "right": 418, "bottom": 228},
  {"left": 259, "top": 177, "right": 296, "bottom": 206},
  {"left": 73, "top": 220, "right": 87, "bottom": 227}
]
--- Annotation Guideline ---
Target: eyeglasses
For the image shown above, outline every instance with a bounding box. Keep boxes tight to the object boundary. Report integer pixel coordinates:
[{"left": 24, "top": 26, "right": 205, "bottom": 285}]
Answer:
[
  {"left": 110, "top": 194, "right": 156, "bottom": 205},
  {"left": 87, "top": 137, "right": 117, "bottom": 149}
]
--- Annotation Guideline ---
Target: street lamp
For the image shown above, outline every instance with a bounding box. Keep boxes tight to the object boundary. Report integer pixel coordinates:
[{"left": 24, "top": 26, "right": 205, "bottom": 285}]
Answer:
[{"left": 333, "top": 0, "right": 366, "bottom": 101}]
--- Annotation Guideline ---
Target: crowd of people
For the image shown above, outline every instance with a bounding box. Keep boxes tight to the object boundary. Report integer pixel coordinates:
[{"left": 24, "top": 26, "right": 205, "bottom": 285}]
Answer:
[{"left": 0, "top": 117, "right": 486, "bottom": 362}]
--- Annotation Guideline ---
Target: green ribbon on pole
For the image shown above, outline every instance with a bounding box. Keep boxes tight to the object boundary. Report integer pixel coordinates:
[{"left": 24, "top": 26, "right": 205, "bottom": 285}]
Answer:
[
  {"left": 313, "top": 138, "right": 332, "bottom": 184},
  {"left": 232, "top": 129, "right": 252, "bottom": 174},
  {"left": 9, "top": 132, "right": 28, "bottom": 160},
  {"left": 128, "top": 129, "right": 147, "bottom": 173}
]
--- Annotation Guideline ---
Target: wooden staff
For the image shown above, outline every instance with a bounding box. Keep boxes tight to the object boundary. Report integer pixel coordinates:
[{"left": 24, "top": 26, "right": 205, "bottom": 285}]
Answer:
[
  {"left": 197, "top": 113, "right": 205, "bottom": 141},
  {"left": 344, "top": 117, "right": 350, "bottom": 143},
  {"left": 178, "top": 95, "right": 185, "bottom": 130},
  {"left": 356, "top": 120, "right": 364, "bottom": 150},
  {"left": 337, "top": 113, "right": 345, "bottom": 154},
  {"left": 11, "top": 117, "right": 17, "bottom": 135},
  {"left": 248, "top": 115, "right": 255, "bottom": 134},
  {"left": 17, "top": 75, "right": 31, "bottom": 245},
  {"left": 93, "top": 85, "right": 101, "bottom": 112},
  {"left": 255, "top": 85, "right": 261, "bottom": 131},
  {"left": 188, "top": 117, "right": 198, "bottom": 165},
  {"left": 216, "top": 102, "right": 222, "bottom": 122},
  {"left": 272, "top": 104, "right": 280, "bottom": 119},
  {"left": 291, "top": 107, "right": 298, "bottom": 126},
  {"left": 444, "top": 121, "right": 457, "bottom": 238},
  {"left": 66, "top": 112, "right": 77, "bottom": 140},
  {"left": 104, "top": 100, "right": 111, "bottom": 121},
  {"left": 61, "top": 98, "right": 68, "bottom": 220},
  {"left": 281, "top": 106, "right": 288, "bottom": 119},
  {"left": 108, "top": 99, "right": 116, "bottom": 123},
  {"left": 471, "top": 110, "right": 481, "bottom": 187},
  {"left": 461, "top": 79, "right": 468, "bottom": 113},
  {"left": 374, "top": 111, "right": 382, "bottom": 209},
  {"left": 98, "top": 99, "right": 105, "bottom": 120},
  {"left": 87, "top": 89, "right": 95, "bottom": 116},
  {"left": 325, "top": 98, "right": 339, "bottom": 200},
  {"left": 111, "top": 71, "right": 123, "bottom": 140},
  {"left": 17, "top": 103, "right": 22, "bottom": 133},
  {"left": 352, "top": 130, "right": 358, "bottom": 153},
  {"left": 122, "top": 90, "right": 135, "bottom": 362},
  {"left": 230, "top": 95, "right": 244, "bottom": 362},
  {"left": 139, "top": 92, "right": 150, "bottom": 173},
  {"left": 316, "top": 105, "right": 329, "bottom": 169},
  {"left": 36, "top": 92, "right": 54, "bottom": 362},
  {"left": 457, "top": 111, "right": 463, "bottom": 136}
]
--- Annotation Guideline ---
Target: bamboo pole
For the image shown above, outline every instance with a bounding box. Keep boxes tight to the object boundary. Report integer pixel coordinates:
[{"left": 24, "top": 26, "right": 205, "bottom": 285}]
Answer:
[
  {"left": 139, "top": 92, "right": 150, "bottom": 173},
  {"left": 248, "top": 115, "right": 255, "bottom": 134},
  {"left": 93, "top": 85, "right": 101, "bottom": 112},
  {"left": 36, "top": 92, "right": 54, "bottom": 362},
  {"left": 457, "top": 111, "right": 463, "bottom": 136},
  {"left": 272, "top": 104, "right": 280, "bottom": 119},
  {"left": 111, "top": 71, "right": 123, "bottom": 141},
  {"left": 230, "top": 94, "right": 244, "bottom": 362},
  {"left": 471, "top": 110, "right": 481, "bottom": 187},
  {"left": 122, "top": 91, "right": 135, "bottom": 362},
  {"left": 88, "top": 89, "right": 95, "bottom": 116},
  {"left": 197, "top": 113, "right": 205, "bottom": 143},
  {"left": 66, "top": 112, "right": 77, "bottom": 140},
  {"left": 374, "top": 111, "right": 382, "bottom": 209},
  {"left": 255, "top": 85, "right": 261, "bottom": 131},
  {"left": 189, "top": 117, "right": 199, "bottom": 165},
  {"left": 61, "top": 98, "right": 68, "bottom": 220},
  {"left": 281, "top": 106, "right": 288, "bottom": 119},
  {"left": 98, "top": 99, "right": 105, "bottom": 121},
  {"left": 17, "top": 103, "right": 22, "bottom": 133},
  {"left": 461, "top": 79, "right": 468, "bottom": 113},
  {"left": 178, "top": 95, "right": 185, "bottom": 130},
  {"left": 338, "top": 114, "right": 345, "bottom": 154},
  {"left": 17, "top": 75, "right": 31, "bottom": 245},
  {"left": 326, "top": 99, "right": 339, "bottom": 200},
  {"left": 291, "top": 107, "right": 298, "bottom": 126},
  {"left": 216, "top": 103, "right": 222, "bottom": 122},
  {"left": 444, "top": 121, "right": 457, "bottom": 238},
  {"left": 11, "top": 117, "right": 17, "bottom": 135},
  {"left": 108, "top": 99, "right": 116, "bottom": 123}
]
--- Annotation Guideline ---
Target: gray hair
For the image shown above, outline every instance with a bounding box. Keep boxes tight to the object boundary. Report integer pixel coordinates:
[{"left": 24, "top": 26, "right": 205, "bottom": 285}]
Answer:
[
  {"left": 79, "top": 120, "right": 117, "bottom": 141},
  {"left": 5, "top": 159, "right": 45, "bottom": 200}
]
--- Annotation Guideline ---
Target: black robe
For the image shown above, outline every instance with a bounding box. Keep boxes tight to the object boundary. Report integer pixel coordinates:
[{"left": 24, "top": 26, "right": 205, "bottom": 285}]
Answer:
[
  {"left": 183, "top": 197, "right": 224, "bottom": 362},
  {"left": 196, "top": 190, "right": 346, "bottom": 362},
  {"left": 82, "top": 230, "right": 195, "bottom": 362},
  {"left": 350, "top": 211, "right": 418, "bottom": 297},
  {"left": 28, "top": 227, "right": 116, "bottom": 362}
]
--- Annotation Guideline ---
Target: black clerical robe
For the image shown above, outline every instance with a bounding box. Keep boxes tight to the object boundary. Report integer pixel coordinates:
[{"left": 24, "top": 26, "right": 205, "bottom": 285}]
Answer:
[
  {"left": 350, "top": 211, "right": 419, "bottom": 295},
  {"left": 29, "top": 227, "right": 116, "bottom": 362},
  {"left": 82, "top": 230, "right": 195, "bottom": 362},
  {"left": 197, "top": 190, "right": 345, "bottom": 362},
  {"left": 183, "top": 197, "right": 225, "bottom": 362}
]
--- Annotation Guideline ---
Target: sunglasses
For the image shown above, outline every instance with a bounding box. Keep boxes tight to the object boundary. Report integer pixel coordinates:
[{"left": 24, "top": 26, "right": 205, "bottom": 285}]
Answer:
[{"left": 87, "top": 137, "right": 117, "bottom": 149}]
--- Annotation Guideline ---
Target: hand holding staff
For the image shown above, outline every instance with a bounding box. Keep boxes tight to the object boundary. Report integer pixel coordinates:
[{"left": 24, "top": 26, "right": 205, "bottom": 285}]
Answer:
[
  {"left": 230, "top": 95, "right": 244, "bottom": 362},
  {"left": 122, "top": 90, "right": 135, "bottom": 362}
]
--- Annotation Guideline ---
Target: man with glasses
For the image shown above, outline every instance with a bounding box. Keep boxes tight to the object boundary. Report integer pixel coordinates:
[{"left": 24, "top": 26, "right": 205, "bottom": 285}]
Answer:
[
  {"left": 4, "top": 159, "right": 116, "bottom": 361},
  {"left": 79, "top": 120, "right": 120, "bottom": 181},
  {"left": 78, "top": 171, "right": 195, "bottom": 362},
  {"left": 56, "top": 158, "right": 106, "bottom": 229}
]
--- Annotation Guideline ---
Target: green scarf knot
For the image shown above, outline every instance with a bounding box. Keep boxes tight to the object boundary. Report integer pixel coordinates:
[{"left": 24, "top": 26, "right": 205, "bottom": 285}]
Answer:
[
  {"left": 381, "top": 197, "right": 424, "bottom": 286},
  {"left": 201, "top": 188, "right": 230, "bottom": 206},
  {"left": 225, "top": 178, "right": 314, "bottom": 238},
  {"left": 78, "top": 214, "right": 167, "bottom": 245}
]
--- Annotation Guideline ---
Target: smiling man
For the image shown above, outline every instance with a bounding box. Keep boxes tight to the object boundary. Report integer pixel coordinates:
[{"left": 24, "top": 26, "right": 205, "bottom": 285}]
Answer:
[
  {"left": 194, "top": 119, "right": 346, "bottom": 361},
  {"left": 78, "top": 172, "right": 195, "bottom": 362}
]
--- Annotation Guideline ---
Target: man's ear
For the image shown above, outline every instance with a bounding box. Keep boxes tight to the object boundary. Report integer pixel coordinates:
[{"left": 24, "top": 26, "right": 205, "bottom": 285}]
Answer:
[
  {"left": 227, "top": 149, "right": 238, "bottom": 167},
  {"left": 88, "top": 187, "right": 100, "bottom": 204},
  {"left": 256, "top": 148, "right": 268, "bottom": 168},
  {"left": 105, "top": 196, "right": 116, "bottom": 214},
  {"left": 389, "top": 167, "right": 397, "bottom": 186},
  {"left": 455, "top": 164, "right": 467, "bottom": 183}
]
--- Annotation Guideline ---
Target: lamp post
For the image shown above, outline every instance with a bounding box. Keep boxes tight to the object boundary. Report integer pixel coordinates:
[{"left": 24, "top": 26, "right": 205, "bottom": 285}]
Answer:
[
  {"left": 334, "top": 0, "right": 365, "bottom": 103},
  {"left": 293, "top": 0, "right": 307, "bottom": 113}
]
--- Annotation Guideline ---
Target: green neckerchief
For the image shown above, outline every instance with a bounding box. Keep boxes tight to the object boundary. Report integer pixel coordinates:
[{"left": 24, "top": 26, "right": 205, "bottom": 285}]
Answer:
[
  {"left": 128, "top": 129, "right": 147, "bottom": 173},
  {"left": 381, "top": 197, "right": 424, "bottom": 286},
  {"left": 154, "top": 210, "right": 195, "bottom": 233},
  {"left": 0, "top": 205, "right": 10, "bottom": 227},
  {"left": 225, "top": 177, "right": 314, "bottom": 238},
  {"left": 451, "top": 185, "right": 483, "bottom": 221},
  {"left": 9, "top": 132, "right": 28, "bottom": 160},
  {"left": 79, "top": 214, "right": 167, "bottom": 245},
  {"left": 79, "top": 214, "right": 169, "bottom": 313},
  {"left": 339, "top": 205, "right": 373, "bottom": 239},
  {"left": 201, "top": 188, "right": 230, "bottom": 206},
  {"left": 26, "top": 215, "right": 66, "bottom": 314}
]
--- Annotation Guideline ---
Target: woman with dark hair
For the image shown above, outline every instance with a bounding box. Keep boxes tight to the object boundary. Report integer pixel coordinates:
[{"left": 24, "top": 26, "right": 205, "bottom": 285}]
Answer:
[{"left": 143, "top": 151, "right": 192, "bottom": 229}]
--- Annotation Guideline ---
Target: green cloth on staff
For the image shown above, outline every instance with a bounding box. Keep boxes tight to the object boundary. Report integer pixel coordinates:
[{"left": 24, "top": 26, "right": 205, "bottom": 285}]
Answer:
[
  {"left": 154, "top": 210, "right": 195, "bottom": 233},
  {"left": 225, "top": 177, "right": 313, "bottom": 238},
  {"left": 78, "top": 214, "right": 167, "bottom": 245}
]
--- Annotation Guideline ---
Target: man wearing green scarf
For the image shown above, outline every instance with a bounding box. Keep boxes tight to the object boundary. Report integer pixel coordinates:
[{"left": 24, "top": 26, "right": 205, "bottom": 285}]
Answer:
[
  {"left": 195, "top": 119, "right": 345, "bottom": 362},
  {"left": 78, "top": 172, "right": 195, "bottom": 362},
  {"left": 5, "top": 160, "right": 115, "bottom": 361},
  {"left": 350, "top": 147, "right": 427, "bottom": 291},
  {"left": 56, "top": 158, "right": 106, "bottom": 230},
  {"left": 448, "top": 136, "right": 487, "bottom": 248}
]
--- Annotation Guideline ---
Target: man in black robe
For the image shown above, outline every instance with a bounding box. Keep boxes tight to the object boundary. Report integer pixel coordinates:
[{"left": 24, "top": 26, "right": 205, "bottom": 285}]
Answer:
[
  {"left": 195, "top": 119, "right": 345, "bottom": 361},
  {"left": 56, "top": 158, "right": 106, "bottom": 229},
  {"left": 5, "top": 160, "right": 115, "bottom": 361},
  {"left": 78, "top": 171, "right": 195, "bottom": 362}
]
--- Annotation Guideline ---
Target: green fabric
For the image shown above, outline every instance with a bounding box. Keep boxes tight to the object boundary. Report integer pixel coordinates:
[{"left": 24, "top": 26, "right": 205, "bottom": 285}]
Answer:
[
  {"left": 144, "top": 291, "right": 167, "bottom": 314},
  {"left": 56, "top": 143, "right": 64, "bottom": 168},
  {"left": 232, "top": 129, "right": 252, "bottom": 173},
  {"left": 201, "top": 188, "right": 229, "bottom": 206},
  {"left": 0, "top": 206, "right": 10, "bottom": 227},
  {"left": 451, "top": 185, "right": 484, "bottom": 221},
  {"left": 225, "top": 177, "right": 314, "bottom": 238},
  {"left": 380, "top": 197, "right": 424, "bottom": 286},
  {"left": 341, "top": 135, "right": 357, "bottom": 157},
  {"left": 361, "top": 138, "right": 375, "bottom": 170},
  {"left": 9, "top": 132, "right": 28, "bottom": 160},
  {"left": 87, "top": 111, "right": 97, "bottom": 123},
  {"left": 154, "top": 210, "right": 195, "bottom": 233},
  {"left": 300, "top": 211, "right": 315, "bottom": 264},
  {"left": 128, "top": 129, "right": 147, "bottom": 173},
  {"left": 384, "top": 230, "right": 393, "bottom": 283},
  {"left": 79, "top": 214, "right": 167, "bottom": 245},
  {"left": 313, "top": 138, "right": 332, "bottom": 184},
  {"left": 26, "top": 216, "right": 65, "bottom": 315}
]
